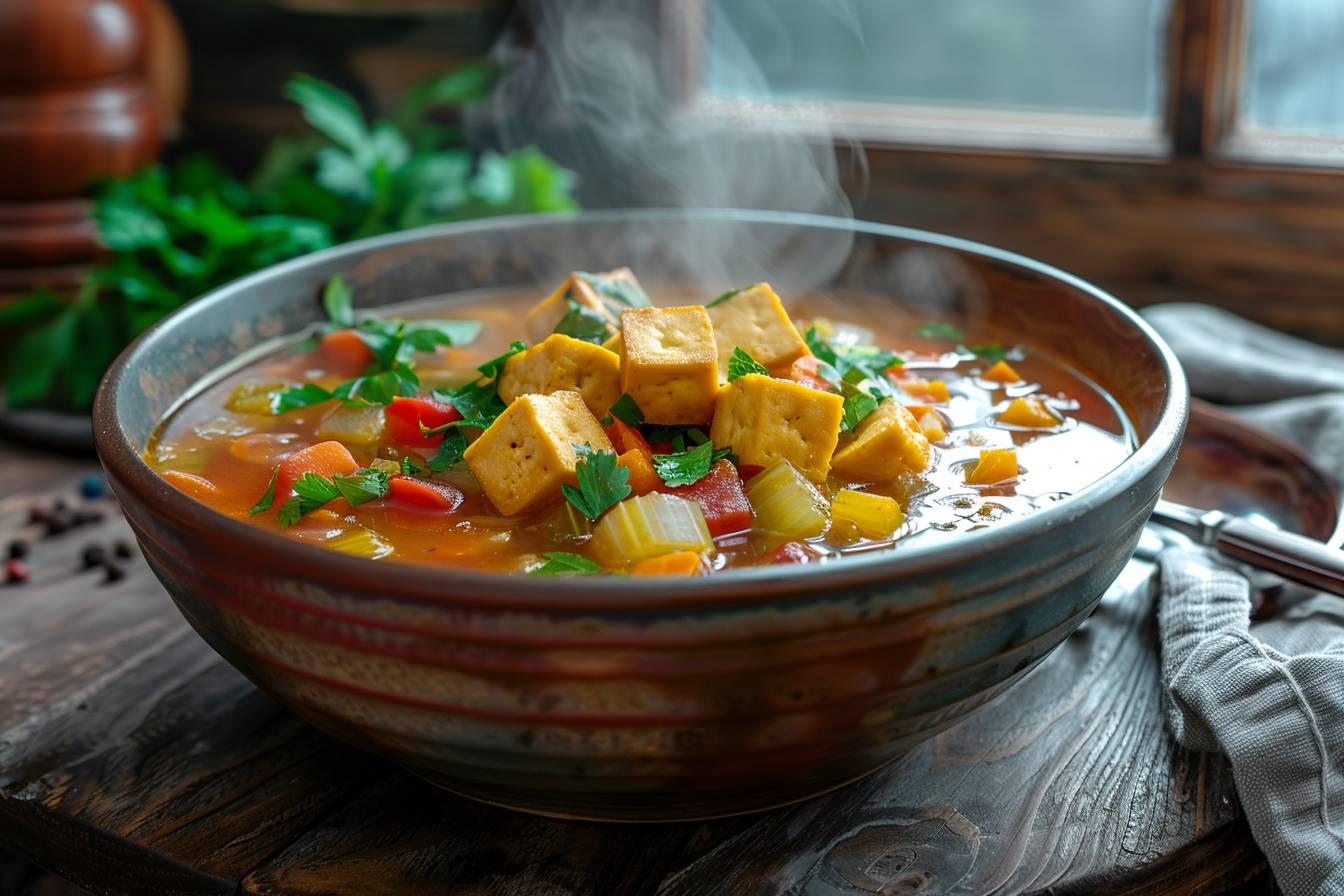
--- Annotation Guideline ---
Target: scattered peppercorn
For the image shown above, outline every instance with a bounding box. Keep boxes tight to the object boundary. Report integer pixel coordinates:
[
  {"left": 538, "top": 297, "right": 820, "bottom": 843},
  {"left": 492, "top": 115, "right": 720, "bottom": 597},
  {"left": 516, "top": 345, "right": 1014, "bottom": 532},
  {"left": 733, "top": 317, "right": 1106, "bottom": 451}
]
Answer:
[
  {"left": 80, "top": 475, "right": 105, "bottom": 500},
  {"left": 81, "top": 544, "right": 107, "bottom": 570},
  {"left": 27, "top": 505, "right": 51, "bottom": 525},
  {"left": 4, "top": 559, "right": 29, "bottom": 584},
  {"left": 5, "top": 540, "right": 27, "bottom": 561},
  {"left": 102, "top": 563, "right": 126, "bottom": 585},
  {"left": 113, "top": 541, "right": 134, "bottom": 560},
  {"left": 72, "top": 509, "right": 104, "bottom": 526},
  {"left": 53, "top": 499, "right": 68, "bottom": 513},
  {"left": 44, "top": 514, "right": 71, "bottom": 537}
]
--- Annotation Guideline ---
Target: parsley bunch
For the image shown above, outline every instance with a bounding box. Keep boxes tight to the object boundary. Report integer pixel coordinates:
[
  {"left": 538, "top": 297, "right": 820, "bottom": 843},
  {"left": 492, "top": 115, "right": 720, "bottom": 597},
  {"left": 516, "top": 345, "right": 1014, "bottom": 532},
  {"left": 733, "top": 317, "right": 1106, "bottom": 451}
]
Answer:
[
  {"left": 248, "top": 466, "right": 390, "bottom": 528},
  {"left": 805, "top": 327, "right": 905, "bottom": 431},
  {"left": 2, "top": 64, "right": 578, "bottom": 413}
]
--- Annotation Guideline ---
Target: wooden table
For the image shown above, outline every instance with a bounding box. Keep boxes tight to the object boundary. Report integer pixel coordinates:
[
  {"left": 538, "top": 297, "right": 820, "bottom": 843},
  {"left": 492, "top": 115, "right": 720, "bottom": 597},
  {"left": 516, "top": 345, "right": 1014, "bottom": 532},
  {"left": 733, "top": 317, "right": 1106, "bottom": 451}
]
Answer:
[{"left": 0, "top": 438, "right": 1274, "bottom": 896}]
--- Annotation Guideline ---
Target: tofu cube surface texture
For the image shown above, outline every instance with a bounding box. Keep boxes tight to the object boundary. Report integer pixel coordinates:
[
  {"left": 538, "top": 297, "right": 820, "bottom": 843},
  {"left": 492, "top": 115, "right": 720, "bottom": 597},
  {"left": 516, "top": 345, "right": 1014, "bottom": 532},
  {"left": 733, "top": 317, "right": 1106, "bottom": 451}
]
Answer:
[
  {"left": 710, "top": 373, "right": 844, "bottom": 482},
  {"left": 522, "top": 272, "right": 618, "bottom": 344},
  {"left": 498, "top": 334, "right": 622, "bottom": 418},
  {"left": 463, "top": 391, "right": 614, "bottom": 516},
  {"left": 619, "top": 306, "right": 720, "bottom": 425},
  {"left": 831, "top": 399, "right": 932, "bottom": 481},
  {"left": 707, "top": 283, "right": 808, "bottom": 378}
]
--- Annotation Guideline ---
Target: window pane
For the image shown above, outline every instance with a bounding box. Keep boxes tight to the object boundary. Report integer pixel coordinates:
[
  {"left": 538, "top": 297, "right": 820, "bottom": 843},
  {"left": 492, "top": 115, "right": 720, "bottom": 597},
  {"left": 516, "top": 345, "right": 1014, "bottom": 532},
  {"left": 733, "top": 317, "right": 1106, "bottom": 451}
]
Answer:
[
  {"left": 1243, "top": 0, "right": 1344, "bottom": 136},
  {"left": 703, "top": 0, "right": 1170, "bottom": 119}
]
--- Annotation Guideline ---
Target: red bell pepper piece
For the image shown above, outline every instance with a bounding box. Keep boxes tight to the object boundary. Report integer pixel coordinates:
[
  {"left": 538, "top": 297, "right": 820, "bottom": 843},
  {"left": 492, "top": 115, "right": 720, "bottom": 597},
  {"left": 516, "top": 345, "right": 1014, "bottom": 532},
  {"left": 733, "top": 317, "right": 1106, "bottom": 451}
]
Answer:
[
  {"left": 384, "top": 396, "right": 462, "bottom": 450},
  {"left": 658, "top": 459, "right": 752, "bottom": 537},
  {"left": 384, "top": 476, "right": 464, "bottom": 513}
]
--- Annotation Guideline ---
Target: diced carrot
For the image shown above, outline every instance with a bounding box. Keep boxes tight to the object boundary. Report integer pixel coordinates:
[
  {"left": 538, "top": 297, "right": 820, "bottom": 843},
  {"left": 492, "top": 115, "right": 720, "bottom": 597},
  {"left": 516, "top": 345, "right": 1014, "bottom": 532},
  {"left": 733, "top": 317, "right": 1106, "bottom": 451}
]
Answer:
[
  {"left": 161, "top": 470, "right": 221, "bottom": 502},
  {"left": 320, "top": 329, "right": 375, "bottom": 374},
  {"left": 982, "top": 360, "right": 1021, "bottom": 384},
  {"left": 604, "top": 419, "right": 652, "bottom": 455},
  {"left": 275, "top": 440, "right": 359, "bottom": 499},
  {"left": 965, "top": 448, "right": 1019, "bottom": 485},
  {"left": 897, "top": 376, "right": 950, "bottom": 402},
  {"left": 383, "top": 476, "right": 465, "bottom": 513},
  {"left": 384, "top": 396, "right": 462, "bottom": 450},
  {"left": 998, "top": 397, "right": 1059, "bottom": 428},
  {"left": 618, "top": 449, "right": 661, "bottom": 496},
  {"left": 787, "top": 355, "right": 837, "bottom": 393},
  {"left": 632, "top": 551, "right": 706, "bottom": 576},
  {"left": 773, "top": 541, "right": 821, "bottom": 565},
  {"left": 658, "top": 459, "right": 752, "bottom": 537}
]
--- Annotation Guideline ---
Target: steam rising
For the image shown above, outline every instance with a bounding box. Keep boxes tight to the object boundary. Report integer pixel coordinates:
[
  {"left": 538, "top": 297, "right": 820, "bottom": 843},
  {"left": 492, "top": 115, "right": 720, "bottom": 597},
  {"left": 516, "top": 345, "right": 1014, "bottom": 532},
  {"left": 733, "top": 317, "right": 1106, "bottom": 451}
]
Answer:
[{"left": 473, "top": 0, "right": 863, "bottom": 296}]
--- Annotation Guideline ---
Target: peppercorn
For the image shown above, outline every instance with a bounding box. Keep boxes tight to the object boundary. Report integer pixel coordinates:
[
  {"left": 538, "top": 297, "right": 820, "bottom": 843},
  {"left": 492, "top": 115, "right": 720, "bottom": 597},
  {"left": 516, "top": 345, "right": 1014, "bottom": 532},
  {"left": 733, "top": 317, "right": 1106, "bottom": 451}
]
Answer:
[
  {"left": 71, "top": 509, "right": 104, "bottom": 527},
  {"left": 5, "top": 540, "right": 27, "bottom": 561},
  {"left": 113, "top": 541, "right": 134, "bottom": 560},
  {"left": 81, "top": 544, "right": 107, "bottom": 570},
  {"left": 44, "top": 514, "right": 71, "bottom": 537},
  {"left": 102, "top": 563, "right": 126, "bottom": 585},
  {"left": 4, "top": 560, "right": 29, "bottom": 584}
]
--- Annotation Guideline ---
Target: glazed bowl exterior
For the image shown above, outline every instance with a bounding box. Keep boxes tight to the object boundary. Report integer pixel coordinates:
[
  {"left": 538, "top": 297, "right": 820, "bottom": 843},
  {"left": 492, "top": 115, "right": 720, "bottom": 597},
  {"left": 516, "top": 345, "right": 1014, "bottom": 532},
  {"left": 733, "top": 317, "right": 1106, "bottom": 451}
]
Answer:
[{"left": 94, "top": 210, "right": 1188, "bottom": 820}]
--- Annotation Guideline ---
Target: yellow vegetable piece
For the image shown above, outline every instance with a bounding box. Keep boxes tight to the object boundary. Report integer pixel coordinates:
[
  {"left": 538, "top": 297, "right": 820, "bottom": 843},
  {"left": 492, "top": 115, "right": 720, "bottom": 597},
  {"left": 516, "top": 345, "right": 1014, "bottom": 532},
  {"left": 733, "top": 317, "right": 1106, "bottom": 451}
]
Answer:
[
  {"left": 831, "top": 489, "right": 904, "bottom": 539},
  {"left": 317, "top": 404, "right": 386, "bottom": 446},
  {"left": 591, "top": 493, "right": 712, "bottom": 566},
  {"left": 710, "top": 374, "right": 844, "bottom": 482},
  {"left": 706, "top": 282, "right": 808, "bottom": 378},
  {"left": 965, "top": 447, "right": 1019, "bottom": 485},
  {"left": 746, "top": 461, "right": 830, "bottom": 538},
  {"left": 226, "top": 380, "right": 287, "bottom": 415},
  {"left": 998, "top": 396, "right": 1060, "bottom": 428},
  {"left": 620, "top": 306, "right": 720, "bottom": 424},
  {"left": 917, "top": 410, "right": 946, "bottom": 442},
  {"left": 325, "top": 527, "right": 395, "bottom": 559},
  {"left": 631, "top": 551, "right": 707, "bottom": 576},
  {"left": 464, "top": 391, "right": 614, "bottom": 516},
  {"left": 498, "top": 333, "right": 622, "bottom": 418},
  {"left": 831, "top": 399, "right": 931, "bottom": 481},
  {"left": 982, "top": 360, "right": 1021, "bottom": 384},
  {"left": 368, "top": 458, "right": 401, "bottom": 475}
]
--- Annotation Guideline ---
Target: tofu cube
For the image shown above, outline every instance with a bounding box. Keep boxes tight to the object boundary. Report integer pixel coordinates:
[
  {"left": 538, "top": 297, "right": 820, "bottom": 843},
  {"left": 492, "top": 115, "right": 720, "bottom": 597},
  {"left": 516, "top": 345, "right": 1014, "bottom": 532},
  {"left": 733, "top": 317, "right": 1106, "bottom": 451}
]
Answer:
[
  {"left": 523, "top": 271, "right": 619, "bottom": 344},
  {"left": 707, "top": 282, "right": 808, "bottom": 378},
  {"left": 831, "top": 400, "right": 931, "bottom": 482},
  {"left": 498, "top": 334, "right": 622, "bottom": 418},
  {"left": 709, "top": 373, "right": 844, "bottom": 482},
  {"left": 463, "top": 391, "right": 614, "bottom": 516},
  {"left": 620, "top": 306, "right": 719, "bottom": 424}
]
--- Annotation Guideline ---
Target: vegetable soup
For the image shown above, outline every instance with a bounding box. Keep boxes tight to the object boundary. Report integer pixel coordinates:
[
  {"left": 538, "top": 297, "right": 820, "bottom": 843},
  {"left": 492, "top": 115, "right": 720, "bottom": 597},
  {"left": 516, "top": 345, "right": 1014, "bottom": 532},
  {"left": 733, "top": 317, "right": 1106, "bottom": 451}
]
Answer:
[{"left": 147, "top": 270, "right": 1134, "bottom": 576}]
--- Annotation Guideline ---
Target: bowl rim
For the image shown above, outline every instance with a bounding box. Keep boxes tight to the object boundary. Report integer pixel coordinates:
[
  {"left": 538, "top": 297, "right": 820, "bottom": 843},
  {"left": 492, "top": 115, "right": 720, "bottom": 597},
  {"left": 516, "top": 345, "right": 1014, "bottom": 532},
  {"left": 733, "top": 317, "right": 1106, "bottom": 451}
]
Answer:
[{"left": 94, "top": 208, "right": 1189, "bottom": 610}]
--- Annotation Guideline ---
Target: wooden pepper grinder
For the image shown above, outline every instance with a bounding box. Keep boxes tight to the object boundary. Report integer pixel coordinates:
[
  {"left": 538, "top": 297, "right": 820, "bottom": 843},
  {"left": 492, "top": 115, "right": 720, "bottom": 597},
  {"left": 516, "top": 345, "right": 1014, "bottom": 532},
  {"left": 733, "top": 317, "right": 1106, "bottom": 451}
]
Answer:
[{"left": 0, "top": 0, "right": 165, "bottom": 298}]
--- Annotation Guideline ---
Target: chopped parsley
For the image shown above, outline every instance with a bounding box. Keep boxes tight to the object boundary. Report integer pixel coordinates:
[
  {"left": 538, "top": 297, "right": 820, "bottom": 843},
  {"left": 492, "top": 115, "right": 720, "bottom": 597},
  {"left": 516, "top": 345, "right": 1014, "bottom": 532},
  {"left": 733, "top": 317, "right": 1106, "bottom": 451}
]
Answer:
[
  {"left": 553, "top": 299, "right": 614, "bottom": 344},
  {"left": 247, "top": 467, "right": 280, "bottom": 515},
  {"left": 804, "top": 326, "right": 903, "bottom": 399},
  {"left": 652, "top": 440, "right": 733, "bottom": 488},
  {"left": 575, "top": 271, "right": 650, "bottom": 309},
  {"left": 273, "top": 467, "right": 390, "bottom": 528},
  {"left": 961, "top": 342, "right": 1010, "bottom": 363},
  {"left": 642, "top": 423, "right": 710, "bottom": 453},
  {"left": 605, "top": 393, "right": 644, "bottom": 427},
  {"left": 399, "top": 455, "right": 424, "bottom": 476},
  {"left": 561, "top": 444, "right": 630, "bottom": 521},
  {"left": 322, "top": 275, "right": 355, "bottom": 327},
  {"left": 705, "top": 286, "right": 745, "bottom": 308},
  {"left": 912, "top": 322, "right": 963, "bottom": 341},
  {"left": 840, "top": 392, "right": 880, "bottom": 432},
  {"left": 726, "top": 347, "right": 768, "bottom": 381},
  {"left": 529, "top": 551, "right": 604, "bottom": 576},
  {"left": 427, "top": 340, "right": 527, "bottom": 431},
  {"left": 426, "top": 429, "right": 468, "bottom": 472}
]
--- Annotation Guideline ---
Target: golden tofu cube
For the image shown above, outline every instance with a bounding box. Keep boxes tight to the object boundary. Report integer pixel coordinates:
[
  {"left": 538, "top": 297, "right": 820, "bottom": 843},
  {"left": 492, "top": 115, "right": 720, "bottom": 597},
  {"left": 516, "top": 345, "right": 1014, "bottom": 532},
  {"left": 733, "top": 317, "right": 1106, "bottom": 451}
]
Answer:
[
  {"left": 620, "top": 306, "right": 719, "bottom": 424},
  {"left": 463, "top": 391, "right": 614, "bottom": 516},
  {"left": 523, "top": 271, "right": 619, "bottom": 344},
  {"left": 707, "top": 282, "right": 808, "bottom": 378},
  {"left": 831, "top": 399, "right": 932, "bottom": 481},
  {"left": 710, "top": 373, "right": 844, "bottom": 481},
  {"left": 498, "top": 334, "right": 622, "bottom": 418}
]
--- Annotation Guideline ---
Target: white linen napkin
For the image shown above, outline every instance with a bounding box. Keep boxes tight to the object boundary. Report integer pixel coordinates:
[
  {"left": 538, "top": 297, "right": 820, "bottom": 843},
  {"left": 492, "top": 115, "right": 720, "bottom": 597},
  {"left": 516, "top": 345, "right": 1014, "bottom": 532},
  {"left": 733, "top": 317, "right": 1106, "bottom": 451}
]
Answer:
[{"left": 1142, "top": 303, "right": 1344, "bottom": 896}]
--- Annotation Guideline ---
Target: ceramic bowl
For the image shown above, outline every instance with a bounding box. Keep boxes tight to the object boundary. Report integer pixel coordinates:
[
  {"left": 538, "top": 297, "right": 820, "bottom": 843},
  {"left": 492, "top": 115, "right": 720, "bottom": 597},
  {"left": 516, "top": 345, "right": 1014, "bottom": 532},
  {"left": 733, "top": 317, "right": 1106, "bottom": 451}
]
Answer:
[{"left": 94, "top": 210, "right": 1188, "bottom": 820}]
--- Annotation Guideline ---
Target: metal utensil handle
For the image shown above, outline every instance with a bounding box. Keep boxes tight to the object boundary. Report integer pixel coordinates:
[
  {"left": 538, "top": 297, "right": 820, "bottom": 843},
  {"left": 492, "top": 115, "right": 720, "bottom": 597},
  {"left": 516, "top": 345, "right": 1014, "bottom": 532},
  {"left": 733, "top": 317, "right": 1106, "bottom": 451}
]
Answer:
[{"left": 1216, "top": 518, "right": 1344, "bottom": 598}]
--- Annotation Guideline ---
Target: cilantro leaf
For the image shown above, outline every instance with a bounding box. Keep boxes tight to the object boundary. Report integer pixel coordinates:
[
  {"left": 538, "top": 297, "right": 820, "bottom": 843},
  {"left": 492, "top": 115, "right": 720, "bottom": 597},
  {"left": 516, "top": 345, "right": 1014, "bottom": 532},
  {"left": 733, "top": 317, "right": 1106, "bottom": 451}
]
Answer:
[
  {"left": 529, "top": 551, "right": 604, "bottom": 576},
  {"left": 652, "top": 441, "right": 732, "bottom": 488},
  {"left": 333, "top": 468, "right": 391, "bottom": 505},
  {"left": 427, "top": 429, "right": 468, "bottom": 472},
  {"left": 727, "top": 347, "right": 769, "bottom": 381},
  {"left": 332, "top": 365, "right": 419, "bottom": 405},
  {"left": 273, "top": 383, "right": 334, "bottom": 413},
  {"left": 962, "top": 343, "right": 1009, "bottom": 363},
  {"left": 553, "top": 299, "right": 613, "bottom": 344},
  {"left": 561, "top": 444, "right": 631, "bottom": 521},
  {"left": 804, "top": 327, "right": 903, "bottom": 398},
  {"left": 840, "top": 392, "right": 880, "bottom": 433},
  {"left": 705, "top": 286, "right": 744, "bottom": 308},
  {"left": 402, "top": 320, "right": 481, "bottom": 352},
  {"left": 277, "top": 467, "right": 391, "bottom": 527},
  {"left": 323, "top": 275, "right": 355, "bottom": 327},
  {"left": 248, "top": 467, "right": 280, "bottom": 515},
  {"left": 607, "top": 393, "right": 644, "bottom": 427},
  {"left": 575, "top": 271, "right": 649, "bottom": 308},
  {"left": 912, "top": 322, "right": 963, "bottom": 341}
]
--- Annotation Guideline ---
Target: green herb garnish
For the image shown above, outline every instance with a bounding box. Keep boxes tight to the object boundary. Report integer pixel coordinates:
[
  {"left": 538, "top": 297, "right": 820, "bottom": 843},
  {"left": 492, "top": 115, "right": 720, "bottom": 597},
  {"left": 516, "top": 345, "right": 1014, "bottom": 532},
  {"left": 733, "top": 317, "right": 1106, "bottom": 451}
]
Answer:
[
  {"left": 606, "top": 393, "right": 644, "bottom": 427},
  {"left": 575, "top": 271, "right": 649, "bottom": 309},
  {"left": 400, "top": 455, "right": 424, "bottom": 476},
  {"left": 247, "top": 467, "right": 280, "bottom": 515},
  {"left": 529, "top": 551, "right": 604, "bottom": 576},
  {"left": 426, "top": 429, "right": 469, "bottom": 472},
  {"left": 961, "top": 343, "right": 1010, "bottom": 363},
  {"left": 553, "top": 299, "right": 613, "bottom": 344},
  {"left": 561, "top": 444, "right": 631, "bottom": 521},
  {"left": 427, "top": 340, "right": 527, "bottom": 432},
  {"left": 726, "top": 347, "right": 769, "bottom": 381},
  {"left": 275, "top": 467, "right": 390, "bottom": 528},
  {"left": 912, "top": 322, "right": 963, "bottom": 341},
  {"left": 652, "top": 441, "right": 733, "bottom": 488},
  {"left": 322, "top": 275, "right": 355, "bottom": 327},
  {"left": 840, "top": 392, "right": 880, "bottom": 433},
  {"left": 705, "top": 286, "right": 745, "bottom": 308},
  {"left": 804, "top": 327, "right": 903, "bottom": 398}
]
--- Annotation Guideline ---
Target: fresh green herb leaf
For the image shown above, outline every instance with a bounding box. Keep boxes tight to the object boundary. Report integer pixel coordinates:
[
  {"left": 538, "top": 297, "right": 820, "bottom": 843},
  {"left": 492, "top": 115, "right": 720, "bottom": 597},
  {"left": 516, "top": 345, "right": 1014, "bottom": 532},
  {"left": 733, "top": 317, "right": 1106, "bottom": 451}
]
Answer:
[
  {"left": 286, "top": 74, "right": 370, "bottom": 153},
  {"left": 248, "top": 467, "right": 280, "bottom": 515},
  {"left": 332, "top": 468, "right": 391, "bottom": 506},
  {"left": 322, "top": 275, "right": 355, "bottom": 327},
  {"left": 277, "top": 467, "right": 391, "bottom": 527},
  {"left": 273, "top": 383, "right": 334, "bottom": 414},
  {"left": 804, "top": 327, "right": 902, "bottom": 398},
  {"left": 962, "top": 343, "right": 1009, "bottom": 363},
  {"left": 400, "top": 455, "right": 424, "bottom": 476},
  {"left": 397, "top": 61, "right": 502, "bottom": 126},
  {"left": 607, "top": 393, "right": 644, "bottom": 427},
  {"left": 913, "top": 322, "right": 963, "bottom": 341},
  {"left": 477, "top": 341, "right": 527, "bottom": 379},
  {"left": 429, "top": 340, "right": 526, "bottom": 431},
  {"left": 705, "top": 286, "right": 744, "bottom": 308},
  {"left": 331, "top": 365, "right": 419, "bottom": 406},
  {"left": 652, "top": 441, "right": 733, "bottom": 488},
  {"left": 427, "top": 429, "right": 468, "bottom": 472},
  {"left": 576, "top": 271, "right": 649, "bottom": 308},
  {"left": 277, "top": 496, "right": 306, "bottom": 528},
  {"left": 529, "top": 551, "right": 604, "bottom": 576},
  {"left": 553, "top": 299, "right": 613, "bottom": 344},
  {"left": 402, "top": 320, "right": 481, "bottom": 351},
  {"left": 840, "top": 392, "right": 880, "bottom": 433},
  {"left": 561, "top": 444, "right": 631, "bottom": 521},
  {"left": 727, "top": 347, "right": 769, "bottom": 381}
]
